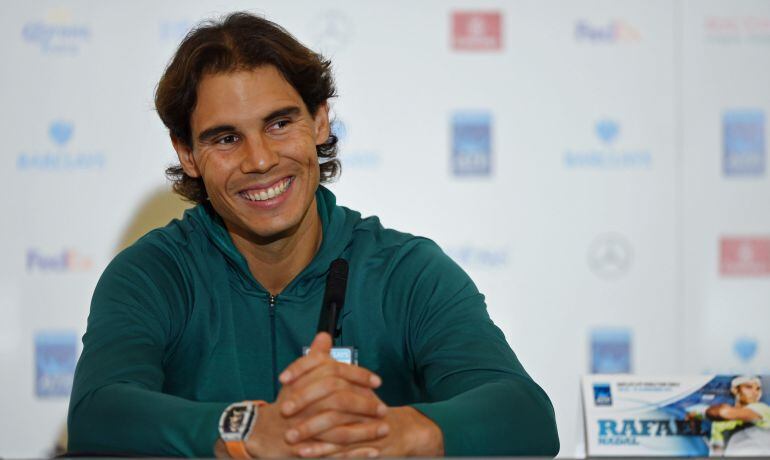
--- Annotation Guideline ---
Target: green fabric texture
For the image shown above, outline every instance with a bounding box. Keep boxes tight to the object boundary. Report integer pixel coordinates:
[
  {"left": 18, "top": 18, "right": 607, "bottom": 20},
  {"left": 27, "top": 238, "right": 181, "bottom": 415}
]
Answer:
[{"left": 68, "top": 186, "right": 559, "bottom": 457}]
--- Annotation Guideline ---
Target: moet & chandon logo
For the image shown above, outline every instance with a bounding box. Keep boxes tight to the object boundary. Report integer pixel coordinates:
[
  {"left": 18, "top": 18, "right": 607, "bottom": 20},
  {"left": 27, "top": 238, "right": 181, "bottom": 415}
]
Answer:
[{"left": 452, "top": 12, "right": 502, "bottom": 51}]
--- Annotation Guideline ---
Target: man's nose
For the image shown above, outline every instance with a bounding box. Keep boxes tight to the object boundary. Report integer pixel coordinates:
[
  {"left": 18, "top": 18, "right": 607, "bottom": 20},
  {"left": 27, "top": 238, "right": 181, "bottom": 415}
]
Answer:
[{"left": 240, "top": 135, "right": 279, "bottom": 173}]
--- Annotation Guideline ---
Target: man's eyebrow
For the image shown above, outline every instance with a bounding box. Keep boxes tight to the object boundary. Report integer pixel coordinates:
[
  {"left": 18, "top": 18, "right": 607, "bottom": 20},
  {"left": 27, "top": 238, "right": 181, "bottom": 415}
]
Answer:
[
  {"left": 263, "top": 106, "right": 301, "bottom": 123},
  {"left": 196, "top": 107, "right": 302, "bottom": 143},
  {"left": 197, "top": 125, "right": 236, "bottom": 143}
]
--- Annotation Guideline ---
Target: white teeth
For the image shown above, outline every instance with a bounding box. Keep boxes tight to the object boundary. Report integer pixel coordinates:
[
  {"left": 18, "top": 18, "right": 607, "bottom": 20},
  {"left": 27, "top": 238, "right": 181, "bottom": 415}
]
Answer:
[{"left": 242, "top": 178, "right": 292, "bottom": 202}]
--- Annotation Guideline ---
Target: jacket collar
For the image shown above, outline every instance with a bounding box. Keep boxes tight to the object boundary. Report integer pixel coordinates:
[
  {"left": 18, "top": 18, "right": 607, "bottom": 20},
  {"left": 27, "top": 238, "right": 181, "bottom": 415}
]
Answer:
[{"left": 188, "top": 185, "right": 358, "bottom": 298}]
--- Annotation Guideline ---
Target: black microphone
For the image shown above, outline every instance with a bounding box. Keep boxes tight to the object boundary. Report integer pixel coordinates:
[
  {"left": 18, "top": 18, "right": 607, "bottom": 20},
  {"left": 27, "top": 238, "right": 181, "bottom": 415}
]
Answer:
[{"left": 317, "top": 259, "right": 349, "bottom": 341}]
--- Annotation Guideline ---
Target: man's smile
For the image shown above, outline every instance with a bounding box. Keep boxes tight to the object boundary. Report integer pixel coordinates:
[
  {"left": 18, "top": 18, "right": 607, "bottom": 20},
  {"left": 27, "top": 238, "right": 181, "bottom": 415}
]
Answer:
[{"left": 238, "top": 176, "right": 294, "bottom": 202}]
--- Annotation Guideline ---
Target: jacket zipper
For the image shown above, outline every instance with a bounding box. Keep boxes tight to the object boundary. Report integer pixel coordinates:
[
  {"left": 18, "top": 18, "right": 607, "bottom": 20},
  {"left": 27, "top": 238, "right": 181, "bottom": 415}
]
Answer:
[{"left": 268, "top": 294, "right": 278, "bottom": 399}]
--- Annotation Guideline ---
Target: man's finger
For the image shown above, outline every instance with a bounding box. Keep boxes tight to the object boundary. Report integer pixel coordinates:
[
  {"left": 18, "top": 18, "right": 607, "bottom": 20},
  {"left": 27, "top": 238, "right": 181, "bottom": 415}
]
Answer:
[
  {"left": 293, "top": 441, "right": 341, "bottom": 458},
  {"left": 331, "top": 447, "right": 380, "bottom": 458},
  {"left": 312, "top": 420, "right": 389, "bottom": 445},
  {"left": 279, "top": 333, "right": 334, "bottom": 384},
  {"left": 283, "top": 378, "right": 386, "bottom": 417},
  {"left": 285, "top": 411, "right": 364, "bottom": 443},
  {"left": 290, "top": 360, "right": 382, "bottom": 392}
]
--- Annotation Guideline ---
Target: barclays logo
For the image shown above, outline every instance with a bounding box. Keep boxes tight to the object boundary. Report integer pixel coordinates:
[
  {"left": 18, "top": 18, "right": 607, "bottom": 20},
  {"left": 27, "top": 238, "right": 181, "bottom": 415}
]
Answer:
[
  {"left": 332, "top": 119, "right": 381, "bottom": 170},
  {"left": 575, "top": 20, "right": 640, "bottom": 43},
  {"left": 26, "top": 248, "right": 93, "bottom": 273},
  {"left": 49, "top": 120, "right": 74, "bottom": 146},
  {"left": 446, "top": 245, "right": 508, "bottom": 269},
  {"left": 22, "top": 9, "right": 90, "bottom": 55},
  {"left": 596, "top": 120, "right": 620, "bottom": 145},
  {"left": 564, "top": 119, "right": 651, "bottom": 170},
  {"left": 733, "top": 337, "right": 758, "bottom": 363},
  {"left": 17, "top": 121, "right": 106, "bottom": 171}
]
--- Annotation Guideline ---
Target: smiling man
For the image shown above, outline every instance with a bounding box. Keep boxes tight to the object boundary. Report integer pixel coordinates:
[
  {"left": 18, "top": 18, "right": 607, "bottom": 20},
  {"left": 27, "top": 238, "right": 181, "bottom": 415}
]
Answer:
[{"left": 67, "top": 12, "right": 559, "bottom": 458}]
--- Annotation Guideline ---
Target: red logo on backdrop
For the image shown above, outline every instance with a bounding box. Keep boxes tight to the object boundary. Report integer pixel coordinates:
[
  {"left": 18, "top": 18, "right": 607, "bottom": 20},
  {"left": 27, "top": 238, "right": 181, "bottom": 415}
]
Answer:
[
  {"left": 452, "top": 12, "right": 502, "bottom": 51},
  {"left": 720, "top": 237, "right": 770, "bottom": 276}
]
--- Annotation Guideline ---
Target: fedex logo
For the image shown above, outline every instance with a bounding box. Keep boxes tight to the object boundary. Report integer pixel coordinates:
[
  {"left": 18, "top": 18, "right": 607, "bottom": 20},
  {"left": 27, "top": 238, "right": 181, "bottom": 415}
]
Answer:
[{"left": 26, "top": 248, "right": 93, "bottom": 273}]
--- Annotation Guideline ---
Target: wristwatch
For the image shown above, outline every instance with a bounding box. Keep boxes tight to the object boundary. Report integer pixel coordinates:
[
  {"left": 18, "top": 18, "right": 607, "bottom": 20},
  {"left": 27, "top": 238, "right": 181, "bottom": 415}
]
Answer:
[{"left": 218, "top": 400, "right": 265, "bottom": 459}]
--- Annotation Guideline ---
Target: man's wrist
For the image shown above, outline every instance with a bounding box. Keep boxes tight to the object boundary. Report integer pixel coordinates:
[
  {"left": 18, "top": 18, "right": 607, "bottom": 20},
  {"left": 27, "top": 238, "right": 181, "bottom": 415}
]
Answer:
[{"left": 402, "top": 406, "right": 445, "bottom": 456}]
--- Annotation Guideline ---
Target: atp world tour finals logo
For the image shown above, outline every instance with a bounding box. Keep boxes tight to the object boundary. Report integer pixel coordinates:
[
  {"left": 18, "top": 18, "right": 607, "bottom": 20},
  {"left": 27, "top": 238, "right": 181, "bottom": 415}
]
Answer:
[
  {"left": 452, "top": 112, "right": 492, "bottom": 176},
  {"left": 723, "top": 110, "right": 765, "bottom": 176},
  {"left": 35, "top": 331, "right": 78, "bottom": 397}
]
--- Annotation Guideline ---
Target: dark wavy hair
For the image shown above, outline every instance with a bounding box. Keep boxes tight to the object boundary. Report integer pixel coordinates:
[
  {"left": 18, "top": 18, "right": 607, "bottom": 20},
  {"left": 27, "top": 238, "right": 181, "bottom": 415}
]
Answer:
[{"left": 155, "top": 12, "right": 339, "bottom": 203}]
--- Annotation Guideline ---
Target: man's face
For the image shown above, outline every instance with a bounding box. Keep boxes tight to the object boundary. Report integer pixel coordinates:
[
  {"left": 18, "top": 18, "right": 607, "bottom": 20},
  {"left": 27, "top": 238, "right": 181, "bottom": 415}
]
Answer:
[
  {"left": 735, "top": 382, "right": 762, "bottom": 405},
  {"left": 175, "top": 66, "right": 329, "bottom": 240}
]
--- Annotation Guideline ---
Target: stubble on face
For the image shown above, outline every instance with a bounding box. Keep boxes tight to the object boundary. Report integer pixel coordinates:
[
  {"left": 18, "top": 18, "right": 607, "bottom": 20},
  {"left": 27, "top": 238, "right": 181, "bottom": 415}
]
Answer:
[{"left": 181, "top": 66, "right": 329, "bottom": 246}]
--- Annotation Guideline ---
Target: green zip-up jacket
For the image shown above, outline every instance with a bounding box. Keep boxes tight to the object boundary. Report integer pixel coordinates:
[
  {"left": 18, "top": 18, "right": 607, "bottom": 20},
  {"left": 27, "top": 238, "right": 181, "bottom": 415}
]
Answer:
[{"left": 68, "top": 186, "right": 559, "bottom": 457}]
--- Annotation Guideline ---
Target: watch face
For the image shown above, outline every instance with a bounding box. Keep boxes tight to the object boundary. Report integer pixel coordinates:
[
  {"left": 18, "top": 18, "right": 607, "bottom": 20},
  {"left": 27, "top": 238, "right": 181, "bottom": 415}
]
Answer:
[{"left": 219, "top": 403, "right": 256, "bottom": 441}]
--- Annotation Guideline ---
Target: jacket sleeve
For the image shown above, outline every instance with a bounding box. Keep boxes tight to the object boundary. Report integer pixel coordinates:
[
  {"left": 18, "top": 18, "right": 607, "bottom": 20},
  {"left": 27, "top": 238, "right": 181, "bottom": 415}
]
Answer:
[
  {"left": 395, "top": 240, "right": 560, "bottom": 456},
  {"left": 67, "top": 241, "right": 228, "bottom": 457}
]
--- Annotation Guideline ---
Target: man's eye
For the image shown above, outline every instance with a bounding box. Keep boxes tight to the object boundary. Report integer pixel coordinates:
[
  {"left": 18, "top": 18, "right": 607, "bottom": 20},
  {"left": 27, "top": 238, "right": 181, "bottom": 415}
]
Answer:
[
  {"left": 269, "top": 119, "right": 290, "bottom": 132},
  {"left": 216, "top": 134, "right": 239, "bottom": 144}
]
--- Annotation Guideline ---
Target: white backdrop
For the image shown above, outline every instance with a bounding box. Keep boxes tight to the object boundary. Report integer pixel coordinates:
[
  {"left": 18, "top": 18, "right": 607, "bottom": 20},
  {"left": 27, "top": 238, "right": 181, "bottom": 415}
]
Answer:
[{"left": 1, "top": 0, "right": 769, "bottom": 457}]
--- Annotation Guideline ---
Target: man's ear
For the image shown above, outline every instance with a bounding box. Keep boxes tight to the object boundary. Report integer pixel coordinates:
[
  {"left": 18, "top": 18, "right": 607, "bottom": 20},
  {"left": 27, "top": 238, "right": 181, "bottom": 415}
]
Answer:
[
  {"left": 171, "top": 136, "right": 201, "bottom": 178},
  {"left": 313, "top": 102, "right": 331, "bottom": 145}
]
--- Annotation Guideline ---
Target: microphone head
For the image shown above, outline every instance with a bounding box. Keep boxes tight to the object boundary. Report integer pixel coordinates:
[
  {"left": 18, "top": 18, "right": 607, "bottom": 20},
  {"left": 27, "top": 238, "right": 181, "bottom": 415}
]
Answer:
[
  {"left": 325, "top": 259, "right": 349, "bottom": 306},
  {"left": 317, "top": 258, "right": 349, "bottom": 336}
]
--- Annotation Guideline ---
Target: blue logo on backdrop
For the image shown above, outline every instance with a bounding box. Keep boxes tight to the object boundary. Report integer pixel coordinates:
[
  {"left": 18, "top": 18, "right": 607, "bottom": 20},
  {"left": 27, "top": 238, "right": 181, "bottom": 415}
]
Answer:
[
  {"left": 590, "top": 328, "right": 632, "bottom": 374},
  {"left": 723, "top": 110, "right": 765, "bottom": 176},
  {"left": 595, "top": 119, "right": 620, "bottom": 144},
  {"left": 593, "top": 383, "right": 613, "bottom": 406},
  {"left": 332, "top": 119, "right": 381, "bottom": 170},
  {"left": 35, "top": 331, "right": 78, "bottom": 397},
  {"left": 733, "top": 337, "right": 758, "bottom": 363},
  {"left": 17, "top": 121, "right": 106, "bottom": 171},
  {"left": 22, "top": 9, "right": 90, "bottom": 55},
  {"left": 332, "top": 119, "right": 348, "bottom": 143},
  {"left": 49, "top": 121, "right": 74, "bottom": 146},
  {"left": 445, "top": 246, "right": 508, "bottom": 269},
  {"left": 452, "top": 112, "right": 492, "bottom": 176},
  {"left": 564, "top": 119, "right": 651, "bottom": 170}
]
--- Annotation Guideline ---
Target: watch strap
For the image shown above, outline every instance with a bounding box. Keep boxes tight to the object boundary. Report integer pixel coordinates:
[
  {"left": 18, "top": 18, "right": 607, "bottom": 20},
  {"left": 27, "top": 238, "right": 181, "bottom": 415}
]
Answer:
[{"left": 223, "top": 400, "right": 266, "bottom": 459}]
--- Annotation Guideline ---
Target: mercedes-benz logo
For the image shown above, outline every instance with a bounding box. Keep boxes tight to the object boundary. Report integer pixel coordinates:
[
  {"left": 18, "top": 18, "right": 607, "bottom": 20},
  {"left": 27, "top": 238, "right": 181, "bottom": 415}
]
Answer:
[
  {"left": 309, "top": 10, "right": 354, "bottom": 54},
  {"left": 588, "top": 234, "right": 633, "bottom": 279}
]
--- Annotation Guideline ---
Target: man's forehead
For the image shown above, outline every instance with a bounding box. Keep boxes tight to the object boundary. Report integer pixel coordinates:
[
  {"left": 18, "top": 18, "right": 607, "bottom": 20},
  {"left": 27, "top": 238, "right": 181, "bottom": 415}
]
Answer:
[{"left": 192, "top": 66, "right": 307, "bottom": 128}]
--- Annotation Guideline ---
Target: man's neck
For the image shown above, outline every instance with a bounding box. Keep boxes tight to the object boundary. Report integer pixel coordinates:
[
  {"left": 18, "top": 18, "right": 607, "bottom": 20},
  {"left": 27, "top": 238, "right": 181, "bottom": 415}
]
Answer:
[{"left": 226, "top": 200, "right": 323, "bottom": 296}]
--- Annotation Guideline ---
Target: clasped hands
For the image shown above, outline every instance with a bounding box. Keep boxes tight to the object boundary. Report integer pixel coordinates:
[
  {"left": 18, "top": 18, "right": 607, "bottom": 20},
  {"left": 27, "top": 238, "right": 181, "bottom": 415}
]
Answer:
[{"left": 218, "top": 332, "right": 443, "bottom": 458}]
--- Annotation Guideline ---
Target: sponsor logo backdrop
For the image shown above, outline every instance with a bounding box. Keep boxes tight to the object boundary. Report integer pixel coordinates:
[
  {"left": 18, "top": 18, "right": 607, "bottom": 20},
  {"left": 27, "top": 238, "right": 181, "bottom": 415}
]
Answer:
[{"left": 0, "top": 0, "right": 768, "bottom": 457}]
